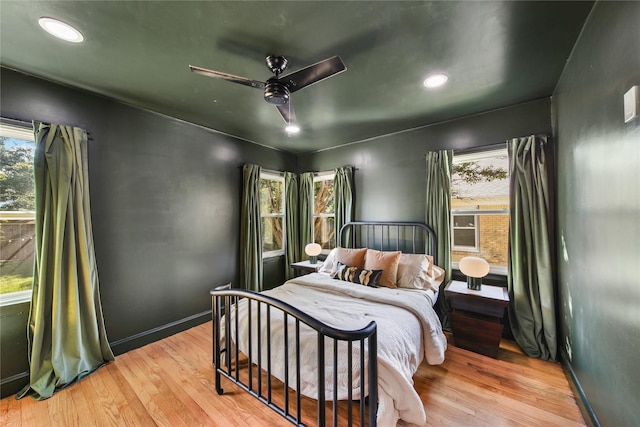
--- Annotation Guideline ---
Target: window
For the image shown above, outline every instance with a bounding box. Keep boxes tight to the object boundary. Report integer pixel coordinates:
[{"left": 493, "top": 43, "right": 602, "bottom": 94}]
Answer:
[
  {"left": 0, "top": 121, "right": 36, "bottom": 305},
  {"left": 260, "top": 172, "right": 285, "bottom": 257},
  {"left": 452, "top": 214, "right": 478, "bottom": 251},
  {"left": 313, "top": 173, "right": 335, "bottom": 251},
  {"left": 451, "top": 147, "right": 509, "bottom": 275}
]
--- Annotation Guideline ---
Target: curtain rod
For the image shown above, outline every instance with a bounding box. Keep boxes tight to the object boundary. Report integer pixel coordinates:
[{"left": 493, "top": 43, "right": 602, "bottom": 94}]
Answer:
[
  {"left": 238, "top": 165, "right": 358, "bottom": 174},
  {"left": 304, "top": 165, "right": 358, "bottom": 174}
]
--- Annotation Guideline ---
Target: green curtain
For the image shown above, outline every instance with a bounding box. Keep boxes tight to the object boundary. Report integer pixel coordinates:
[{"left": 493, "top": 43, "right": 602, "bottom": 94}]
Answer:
[
  {"left": 240, "top": 164, "right": 263, "bottom": 291},
  {"left": 507, "top": 135, "right": 556, "bottom": 360},
  {"left": 334, "top": 166, "right": 354, "bottom": 247},
  {"left": 425, "top": 150, "right": 453, "bottom": 330},
  {"left": 284, "top": 171, "right": 299, "bottom": 280},
  {"left": 17, "top": 122, "right": 114, "bottom": 401},
  {"left": 299, "top": 172, "right": 314, "bottom": 254}
]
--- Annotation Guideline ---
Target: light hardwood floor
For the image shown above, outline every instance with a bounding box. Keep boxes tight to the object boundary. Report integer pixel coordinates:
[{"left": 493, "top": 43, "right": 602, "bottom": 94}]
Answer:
[{"left": 1, "top": 322, "right": 585, "bottom": 426}]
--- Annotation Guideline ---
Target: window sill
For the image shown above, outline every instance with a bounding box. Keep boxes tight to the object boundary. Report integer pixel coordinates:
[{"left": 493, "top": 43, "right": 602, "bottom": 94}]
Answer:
[
  {"left": 262, "top": 250, "right": 285, "bottom": 259},
  {"left": 0, "top": 290, "right": 32, "bottom": 307}
]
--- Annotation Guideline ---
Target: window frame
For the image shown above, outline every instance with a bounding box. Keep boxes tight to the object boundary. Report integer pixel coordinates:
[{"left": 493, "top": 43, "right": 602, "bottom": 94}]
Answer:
[
  {"left": 450, "top": 147, "right": 509, "bottom": 276},
  {"left": 0, "top": 119, "right": 36, "bottom": 306},
  {"left": 259, "top": 171, "right": 286, "bottom": 259},
  {"left": 312, "top": 172, "right": 335, "bottom": 254},
  {"left": 451, "top": 213, "right": 479, "bottom": 252}
]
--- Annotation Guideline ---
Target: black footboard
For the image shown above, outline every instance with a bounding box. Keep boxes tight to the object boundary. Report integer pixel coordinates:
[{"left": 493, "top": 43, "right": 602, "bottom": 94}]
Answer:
[{"left": 211, "top": 284, "right": 378, "bottom": 427}]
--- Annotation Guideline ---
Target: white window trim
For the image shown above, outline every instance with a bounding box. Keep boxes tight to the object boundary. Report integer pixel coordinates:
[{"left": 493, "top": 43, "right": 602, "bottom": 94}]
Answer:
[
  {"left": 0, "top": 120, "right": 34, "bottom": 140},
  {"left": 312, "top": 172, "right": 335, "bottom": 254},
  {"left": 0, "top": 290, "right": 32, "bottom": 307},
  {"left": 452, "top": 148, "right": 507, "bottom": 164},
  {"left": 1, "top": 119, "right": 36, "bottom": 305},
  {"left": 260, "top": 172, "right": 285, "bottom": 258}
]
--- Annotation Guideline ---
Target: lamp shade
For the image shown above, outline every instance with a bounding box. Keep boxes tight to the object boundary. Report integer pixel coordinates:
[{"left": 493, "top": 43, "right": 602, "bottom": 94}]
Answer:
[
  {"left": 305, "top": 243, "right": 322, "bottom": 257},
  {"left": 305, "top": 243, "right": 322, "bottom": 264},
  {"left": 459, "top": 256, "right": 490, "bottom": 278}
]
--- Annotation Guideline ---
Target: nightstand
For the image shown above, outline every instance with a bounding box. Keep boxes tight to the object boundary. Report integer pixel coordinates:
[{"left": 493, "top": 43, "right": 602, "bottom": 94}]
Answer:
[
  {"left": 290, "top": 260, "right": 321, "bottom": 276},
  {"left": 444, "top": 280, "right": 510, "bottom": 358}
]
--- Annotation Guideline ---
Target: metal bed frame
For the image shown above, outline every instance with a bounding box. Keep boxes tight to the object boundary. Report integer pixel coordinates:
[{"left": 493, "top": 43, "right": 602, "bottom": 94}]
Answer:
[{"left": 210, "top": 221, "right": 438, "bottom": 427}]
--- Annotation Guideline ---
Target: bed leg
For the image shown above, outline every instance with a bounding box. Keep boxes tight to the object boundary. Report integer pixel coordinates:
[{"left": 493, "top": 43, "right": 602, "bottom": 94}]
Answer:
[{"left": 215, "top": 371, "right": 224, "bottom": 395}]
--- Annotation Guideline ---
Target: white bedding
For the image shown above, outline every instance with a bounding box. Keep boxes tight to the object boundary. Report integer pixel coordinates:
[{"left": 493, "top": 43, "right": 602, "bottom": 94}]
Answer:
[{"left": 224, "top": 273, "right": 447, "bottom": 426}]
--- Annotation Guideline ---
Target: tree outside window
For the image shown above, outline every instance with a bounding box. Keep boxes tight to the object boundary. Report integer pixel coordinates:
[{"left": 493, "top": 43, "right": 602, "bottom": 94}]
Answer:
[
  {"left": 1, "top": 123, "right": 36, "bottom": 302},
  {"left": 260, "top": 173, "right": 285, "bottom": 257},
  {"left": 313, "top": 173, "right": 335, "bottom": 251}
]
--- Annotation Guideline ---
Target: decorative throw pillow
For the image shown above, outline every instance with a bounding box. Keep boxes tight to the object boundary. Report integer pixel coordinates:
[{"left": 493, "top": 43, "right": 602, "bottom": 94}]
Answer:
[
  {"left": 335, "top": 263, "right": 382, "bottom": 287},
  {"left": 334, "top": 247, "right": 368, "bottom": 270},
  {"left": 396, "top": 254, "right": 433, "bottom": 290},
  {"left": 363, "top": 249, "right": 401, "bottom": 288}
]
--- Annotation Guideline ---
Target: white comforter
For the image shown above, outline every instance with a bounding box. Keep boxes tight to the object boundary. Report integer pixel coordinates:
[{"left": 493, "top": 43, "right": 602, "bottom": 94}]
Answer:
[{"left": 225, "top": 273, "right": 447, "bottom": 426}]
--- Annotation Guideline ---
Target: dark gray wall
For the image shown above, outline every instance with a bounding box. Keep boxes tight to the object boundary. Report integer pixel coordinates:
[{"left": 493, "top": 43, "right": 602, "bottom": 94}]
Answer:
[
  {"left": 552, "top": 2, "right": 640, "bottom": 426},
  {"left": 0, "top": 68, "right": 294, "bottom": 396},
  {"left": 298, "top": 98, "right": 552, "bottom": 339},
  {"left": 298, "top": 98, "right": 552, "bottom": 223}
]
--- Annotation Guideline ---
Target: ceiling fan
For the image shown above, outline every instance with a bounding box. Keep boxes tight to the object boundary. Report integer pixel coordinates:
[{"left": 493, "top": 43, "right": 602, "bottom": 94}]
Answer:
[{"left": 189, "top": 55, "right": 346, "bottom": 128}]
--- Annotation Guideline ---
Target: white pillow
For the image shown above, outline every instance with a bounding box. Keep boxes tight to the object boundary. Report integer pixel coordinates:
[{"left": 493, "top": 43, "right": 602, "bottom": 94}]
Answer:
[
  {"left": 396, "top": 253, "right": 441, "bottom": 291},
  {"left": 318, "top": 248, "right": 338, "bottom": 276},
  {"left": 426, "top": 265, "right": 446, "bottom": 291}
]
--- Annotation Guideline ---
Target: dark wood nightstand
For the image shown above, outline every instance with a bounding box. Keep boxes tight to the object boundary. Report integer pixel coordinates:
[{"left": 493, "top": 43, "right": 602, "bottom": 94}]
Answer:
[
  {"left": 444, "top": 280, "right": 510, "bottom": 358},
  {"left": 290, "top": 260, "right": 321, "bottom": 276}
]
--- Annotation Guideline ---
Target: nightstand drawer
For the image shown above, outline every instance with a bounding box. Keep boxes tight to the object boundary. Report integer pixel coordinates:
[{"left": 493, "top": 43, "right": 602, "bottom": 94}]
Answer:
[
  {"left": 448, "top": 295, "right": 507, "bottom": 317},
  {"left": 450, "top": 311, "right": 504, "bottom": 358}
]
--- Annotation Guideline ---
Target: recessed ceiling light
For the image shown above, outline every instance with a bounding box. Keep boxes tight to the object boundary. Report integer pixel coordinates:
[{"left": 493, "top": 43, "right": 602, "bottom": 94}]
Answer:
[
  {"left": 285, "top": 124, "right": 300, "bottom": 134},
  {"left": 423, "top": 74, "right": 448, "bottom": 88},
  {"left": 38, "top": 17, "right": 84, "bottom": 43}
]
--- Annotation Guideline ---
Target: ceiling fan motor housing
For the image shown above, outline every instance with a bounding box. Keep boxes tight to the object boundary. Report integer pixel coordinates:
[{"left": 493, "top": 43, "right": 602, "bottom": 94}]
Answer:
[
  {"left": 264, "top": 78, "right": 290, "bottom": 105},
  {"left": 265, "top": 55, "right": 288, "bottom": 75}
]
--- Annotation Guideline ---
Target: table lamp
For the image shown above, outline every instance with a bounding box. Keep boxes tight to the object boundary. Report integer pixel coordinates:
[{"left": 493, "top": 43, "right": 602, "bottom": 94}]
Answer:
[
  {"left": 459, "top": 256, "right": 490, "bottom": 290},
  {"left": 305, "top": 243, "right": 322, "bottom": 264}
]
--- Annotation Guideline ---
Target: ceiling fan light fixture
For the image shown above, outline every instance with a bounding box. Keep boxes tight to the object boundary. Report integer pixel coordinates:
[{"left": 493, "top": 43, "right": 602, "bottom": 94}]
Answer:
[
  {"left": 38, "top": 17, "right": 84, "bottom": 43},
  {"left": 423, "top": 73, "right": 448, "bottom": 88},
  {"left": 285, "top": 124, "right": 300, "bottom": 134}
]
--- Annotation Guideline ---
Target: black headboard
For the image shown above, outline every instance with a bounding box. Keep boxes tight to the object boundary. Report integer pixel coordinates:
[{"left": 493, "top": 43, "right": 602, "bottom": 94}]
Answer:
[{"left": 338, "top": 221, "right": 438, "bottom": 261}]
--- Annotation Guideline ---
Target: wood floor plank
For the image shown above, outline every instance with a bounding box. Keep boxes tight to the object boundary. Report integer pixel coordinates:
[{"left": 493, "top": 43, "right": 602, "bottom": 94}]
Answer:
[
  {"left": 2, "top": 322, "right": 586, "bottom": 426},
  {"left": 104, "top": 361, "right": 159, "bottom": 426},
  {"left": 418, "top": 342, "right": 585, "bottom": 427},
  {"left": 436, "top": 354, "right": 575, "bottom": 418},
  {"left": 119, "top": 347, "right": 187, "bottom": 427},
  {"left": 144, "top": 340, "right": 236, "bottom": 426},
  {"left": 83, "top": 362, "right": 151, "bottom": 426},
  {"left": 0, "top": 391, "right": 23, "bottom": 426},
  {"left": 68, "top": 381, "right": 100, "bottom": 426},
  {"left": 14, "top": 391, "right": 39, "bottom": 426}
]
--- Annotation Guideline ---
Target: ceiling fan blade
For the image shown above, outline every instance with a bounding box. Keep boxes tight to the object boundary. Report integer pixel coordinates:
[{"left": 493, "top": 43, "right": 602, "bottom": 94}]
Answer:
[
  {"left": 189, "top": 65, "right": 265, "bottom": 89},
  {"left": 279, "top": 56, "right": 346, "bottom": 93},
  {"left": 275, "top": 102, "right": 297, "bottom": 125}
]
